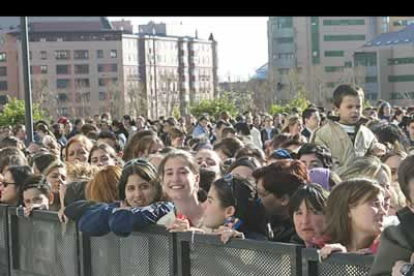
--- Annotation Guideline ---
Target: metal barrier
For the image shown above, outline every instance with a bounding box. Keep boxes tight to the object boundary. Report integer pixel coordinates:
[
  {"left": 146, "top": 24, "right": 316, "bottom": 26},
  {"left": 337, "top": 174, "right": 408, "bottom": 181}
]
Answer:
[
  {"left": 302, "top": 248, "right": 374, "bottom": 276},
  {"left": 0, "top": 205, "right": 10, "bottom": 276},
  {"left": 7, "top": 207, "right": 79, "bottom": 276},
  {"left": 80, "top": 226, "right": 175, "bottom": 276},
  {"left": 0, "top": 206, "right": 378, "bottom": 276},
  {"left": 176, "top": 232, "right": 303, "bottom": 276}
]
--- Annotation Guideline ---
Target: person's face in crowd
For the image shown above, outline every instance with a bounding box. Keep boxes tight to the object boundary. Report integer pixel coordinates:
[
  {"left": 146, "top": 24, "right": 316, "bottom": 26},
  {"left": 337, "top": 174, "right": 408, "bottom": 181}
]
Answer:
[
  {"left": 408, "top": 122, "right": 414, "bottom": 140},
  {"left": 136, "top": 118, "right": 145, "bottom": 129},
  {"left": 172, "top": 136, "right": 185, "bottom": 148},
  {"left": 254, "top": 116, "right": 261, "bottom": 128},
  {"left": 257, "top": 178, "right": 288, "bottom": 216},
  {"left": 273, "top": 115, "right": 281, "bottom": 126},
  {"left": 123, "top": 118, "right": 131, "bottom": 128},
  {"left": 64, "top": 123, "right": 72, "bottom": 135},
  {"left": 264, "top": 117, "right": 273, "bottom": 128},
  {"left": 200, "top": 119, "right": 209, "bottom": 128},
  {"left": 289, "top": 121, "right": 303, "bottom": 135},
  {"left": 349, "top": 192, "right": 386, "bottom": 242},
  {"left": 101, "top": 123, "right": 110, "bottom": 132},
  {"left": 76, "top": 120, "right": 85, "bottom": 132},
  {"left": 375, "top": 168, "right": 392, "bottom": 215},
  {"left": 336, "top": 96, "right": 362, "bottom": 125},
  {"left": 67, "top": 142, "right": 89, "bottom": 164},
  {"left": 23, "top": 188, "right": 51, "bottom": 209},
  {"left": 125, "top": 174, "right": 155, "bottom": 207},
  {"left": 46, "top": 167, "right": 66, "bottom": 194},
  {"left": 93, "top": 115, "right": 100, "bottom": 124},
  {"left": 16, "top": 128, "right": 26, "bottom": 141},
  {"left": 196, "top": 149, "right": 221, "bottom": 176},
  {"left": 1, "top": 170, "right": 19, "bottom": 204},
  {"left": 385, "top": 155, "right": 403, "bottom": 183},
  {"left": 306, "top": 112, "right": 321, "bottom": 131},
  {"left": 37, "top": 130, "right": 46, "bottom": 139},
  {"left": 230, "top": 165, "right": 255, "bottom": 186},
  {"left": 147, "top": 139, "right": 164, "bottom": 156},
  {"left": 97, "top": 138, "right": 117, "bottom": 151},
  {"left": 163, "top": 157, "right": 199, "bottom": 201},
  {"left": 202, "top": 185, "right": 233, "bottom": 229},
  {"left": 90, "top": 149, "right": 116, "bottom": 167},
  {"left": 245, "top": 115, "right": 253, "bottom": 125},
  {"left": 396, "top": 111, "right": 405, "bottom": 122},
  {"left": 293, "top": 201, "right": 325, "bottom": 247},
  {"left": 299, "top": 154, "right": 324, "bottom": 170},
  {"left": 383, "top": 104, "right": 391, "bottom": 117},
  {"left": 214, "top": 149, "right": 229, "bottom": 162}
]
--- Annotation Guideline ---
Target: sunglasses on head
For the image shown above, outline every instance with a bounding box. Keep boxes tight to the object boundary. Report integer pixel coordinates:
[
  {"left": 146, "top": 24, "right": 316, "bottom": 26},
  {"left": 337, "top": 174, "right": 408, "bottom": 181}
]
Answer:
[{"left": 124, "top": 158, "right": 151, "bottom": 169}]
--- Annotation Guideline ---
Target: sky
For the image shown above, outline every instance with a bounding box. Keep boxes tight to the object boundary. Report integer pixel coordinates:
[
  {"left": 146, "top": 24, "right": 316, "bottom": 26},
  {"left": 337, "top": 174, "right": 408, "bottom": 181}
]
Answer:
[{"left": 109, "top": 17, "right": 268, "bottom": 82}]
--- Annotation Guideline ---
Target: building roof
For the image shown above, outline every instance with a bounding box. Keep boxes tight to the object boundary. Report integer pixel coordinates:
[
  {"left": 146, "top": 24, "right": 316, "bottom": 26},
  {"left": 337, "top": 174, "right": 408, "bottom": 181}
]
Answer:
[
  {"left": 251, "top": 63, "right": 268, "bottom": 80},
  {"left": 0, "top": 17, "right": 113, "bottom": 32},
  {"left": 363, "top": 24, "right": 414, "bottom": 48}
]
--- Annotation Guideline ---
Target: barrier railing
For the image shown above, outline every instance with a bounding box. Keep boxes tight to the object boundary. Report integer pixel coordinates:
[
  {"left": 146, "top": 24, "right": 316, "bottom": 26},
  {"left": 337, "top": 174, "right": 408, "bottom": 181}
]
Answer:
[
  {"left": 0, "top": 205, "right": 9, "bottom": 276},
  {"left": 0, "top": 207, "right": 375, "bottom": 276}
]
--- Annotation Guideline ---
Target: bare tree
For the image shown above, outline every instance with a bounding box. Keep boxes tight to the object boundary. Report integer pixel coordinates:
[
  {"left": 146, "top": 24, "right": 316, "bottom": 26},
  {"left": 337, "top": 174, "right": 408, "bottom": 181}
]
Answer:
[
  {"left": 106, "top": 80, "right": 122, "bottom": 119},
  {"left": 32, "top": 77, "right": 59, "bottom": 119},
  {"left": 127, "top": 81, "right": 148, "bottom": 118}
]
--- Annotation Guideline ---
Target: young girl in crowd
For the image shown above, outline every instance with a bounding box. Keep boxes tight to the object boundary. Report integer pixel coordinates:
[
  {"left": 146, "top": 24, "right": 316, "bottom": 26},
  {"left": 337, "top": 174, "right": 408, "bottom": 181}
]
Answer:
[
  {"left": 21, "top": 175, "right": 54, "bottom": 216},
  {"left": 64, "top": 158, "right": 174, "bottom": 237},
  {"left": 227, "top": 156, "right": 261, "bottom": 187},
  {"left": 319, "top": 178, "right": 386, "bottom": 258},
  {"left": 289, "top": 183, "right": 329, "bottom": 247},
  {"left": 85, "top": 165, "right": 121, "bottom": 203},
  {"left": 158, "top": 150, "right": 205, "bottom": 230},
  {"left": 0, "top": 165, "right": 33, "bottom": 206},
  {"left": 88, "top": 143, "right": 119, "bottom": 167}
]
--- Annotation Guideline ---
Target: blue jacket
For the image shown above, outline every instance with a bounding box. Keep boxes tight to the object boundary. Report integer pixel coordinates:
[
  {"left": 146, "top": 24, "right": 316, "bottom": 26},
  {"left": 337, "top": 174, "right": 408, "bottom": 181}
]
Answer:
[{"left": 65, "top": 200, "right": 174, "bottom": 237}]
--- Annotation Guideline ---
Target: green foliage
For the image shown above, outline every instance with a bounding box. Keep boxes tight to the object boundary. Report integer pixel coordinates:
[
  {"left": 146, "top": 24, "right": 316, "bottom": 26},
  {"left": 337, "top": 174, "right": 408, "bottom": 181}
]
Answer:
[
  {"left": 269, "top": 91, "right": 311, "bottom": 115},
  {"left": 172, "top": 106, "right": 181, "bottom": 119},
  {"left": 190, "top": 93, "right": 238, "bottom": 120},
  {"left": 0, "top": 97, "right": 49, "bottom": 127}
]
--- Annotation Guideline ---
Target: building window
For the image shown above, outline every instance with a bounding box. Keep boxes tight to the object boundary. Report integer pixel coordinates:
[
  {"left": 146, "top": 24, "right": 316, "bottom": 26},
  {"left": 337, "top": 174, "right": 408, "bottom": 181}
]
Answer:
[
  {"left": 324, "top": 51, "right": 344, "bottom": 57},
  {"left": 365, "top": 76, "right": 377, "bottom": 83},
  {"left": 388, "top": 57, "right": 414, "bottom": 65},
  {"left": 99, "top": 78, "right": 106, "bottom": 86},
  {"left": 55, "top": 50, "right": 70, "bottom": 60},
  {"left": 0, "top": 53, "right": 6, "bottom": 62},
  {"left": 58, "top": 93, "right": 68, "bottom": 102},
  {"left": 98, "top": 65, "right": 104, "bottom": 72},
  {"left": 29, "top": 51, "right": 32, "bottom": 60},
  {"left": 40, "top": 65, "right": 48, "bottom": 74},
  {"left": 324, "top": 35, "right": 366, "bottom": 41},
  {"left": 110, "top": 50, "right": 117, "bottom": 58},
  {"left": 112, "top": 78, "right": 118, "bottom": 84},
  {"left": 112, "top": 64, "right": 118, "bottom": 72},
  {"left": 323, "top": 19, "right": 365, "bottom": 26},
  {"left": 75, "top": 64, "right": 89, "bottom": 74},
  {"left": 388, "top": 75, "right": 414, "bottom": 83},
  {"left": 41, "top": 51, "right": 47, "bottom": 60},
  {"left": 344, "top": 61, "right": 352, "bottom": 67},
  {"left": 74, "top": 50, "right": 89, "bottom": 60},
  {"left": 354, "top": 52, "right": 377, "bottom": 66},
  {"left": 75, "top": 79, "right": 90, "bottom": 88},
  {"left": 0, "top": 81, "right": 7, "bottom": 91},
  {"left": 97, "top": 50, "right": 104, "bottom": 58},
  {"left": 56, "top": 65, "right": 70, "bottom": 74},
  {"left": 99, "top": 92, "right": 106, "bottom": 100},
  {"left": 57, "top": 79, "right": 70, "bottom": 89},
  {"left": 325, "top": 66, "right": 344, "bottom": 73},
  {"left": 276, "top": 37, "right": 294, "bottom": 44},
  {"left": 0, "top": 67, "right": 6, "bottom": 77}
]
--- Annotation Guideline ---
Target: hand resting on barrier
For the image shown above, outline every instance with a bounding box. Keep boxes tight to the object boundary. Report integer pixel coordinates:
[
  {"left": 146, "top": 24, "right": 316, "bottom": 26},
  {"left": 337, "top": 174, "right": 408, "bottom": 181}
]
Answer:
[
  {"left": 392, "top": 252, "right": 414, "bottom": 276},
  {"left": 319, "top": 243, "right": 347, "bottom": 260}
]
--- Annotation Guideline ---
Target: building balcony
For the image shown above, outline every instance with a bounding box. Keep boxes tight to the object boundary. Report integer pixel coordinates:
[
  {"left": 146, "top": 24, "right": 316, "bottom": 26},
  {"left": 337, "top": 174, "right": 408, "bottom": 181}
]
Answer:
[
  {"left": 272, "top": 28, "right": 294, "bottom": 38},
  {"left": 273, "top": 43, "right": 295, "bottom": 53}
]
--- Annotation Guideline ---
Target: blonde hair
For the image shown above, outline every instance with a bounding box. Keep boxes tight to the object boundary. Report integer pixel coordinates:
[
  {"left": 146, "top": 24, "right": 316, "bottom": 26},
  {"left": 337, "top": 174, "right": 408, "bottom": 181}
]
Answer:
[
  {"left": 85, "top": 165, "right": 121, "bottom": 203},
  {"left": 340, "top": 156, "right": 391, "bottom": 182},
  {"left": 66, "top": 162, "right": 99, "bottom": 183},
  {"left": 282, "top": 114, "right": 301, "bottom": 133},
  {"left": 65, "top": 135, "right": 94, "bottom": 162}
]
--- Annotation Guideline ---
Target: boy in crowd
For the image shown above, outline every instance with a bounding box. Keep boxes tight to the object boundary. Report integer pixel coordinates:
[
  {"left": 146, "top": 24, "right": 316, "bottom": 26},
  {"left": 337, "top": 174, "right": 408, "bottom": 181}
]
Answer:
[{"left": 311, "top": 84, "right": 386, "bottom": 175}]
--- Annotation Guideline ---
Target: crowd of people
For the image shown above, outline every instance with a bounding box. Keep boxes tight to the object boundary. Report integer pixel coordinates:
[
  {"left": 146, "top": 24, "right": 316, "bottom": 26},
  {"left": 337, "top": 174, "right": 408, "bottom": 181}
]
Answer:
[{"left": 1, "top": 84, "right": 414, "bottom": 275}]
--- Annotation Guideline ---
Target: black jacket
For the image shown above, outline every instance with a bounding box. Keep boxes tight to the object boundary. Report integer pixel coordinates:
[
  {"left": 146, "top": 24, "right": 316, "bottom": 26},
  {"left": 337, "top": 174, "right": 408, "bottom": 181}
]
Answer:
[{"left": 266, "top": 215, "right": 296, "bottom": 243}]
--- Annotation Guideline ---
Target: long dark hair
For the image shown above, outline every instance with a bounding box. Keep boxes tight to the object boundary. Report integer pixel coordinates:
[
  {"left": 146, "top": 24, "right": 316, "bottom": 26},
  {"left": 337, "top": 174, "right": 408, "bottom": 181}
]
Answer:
[{"left": 212, "top": 175, "right": 256, "bottom": 233}]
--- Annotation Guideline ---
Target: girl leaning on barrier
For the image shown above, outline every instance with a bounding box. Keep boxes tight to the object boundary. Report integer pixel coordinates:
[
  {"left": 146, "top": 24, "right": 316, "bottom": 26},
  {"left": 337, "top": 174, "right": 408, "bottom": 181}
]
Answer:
[
  {"left": 64, "top": 158, "right": 174, "bottom": 237},
  {"left": 317, "top": 178, "right": 386, "bottom": 259}
]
